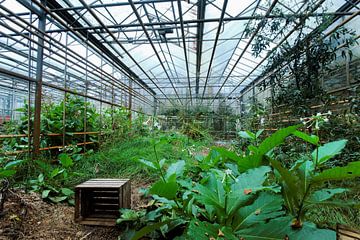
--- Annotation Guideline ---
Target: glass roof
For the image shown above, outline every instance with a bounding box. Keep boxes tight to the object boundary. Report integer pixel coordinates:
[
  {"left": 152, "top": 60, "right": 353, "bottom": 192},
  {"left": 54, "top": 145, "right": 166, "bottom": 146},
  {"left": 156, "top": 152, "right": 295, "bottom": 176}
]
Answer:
[{"left": 0, "top": 0, "right": 359, "bottom": 110}]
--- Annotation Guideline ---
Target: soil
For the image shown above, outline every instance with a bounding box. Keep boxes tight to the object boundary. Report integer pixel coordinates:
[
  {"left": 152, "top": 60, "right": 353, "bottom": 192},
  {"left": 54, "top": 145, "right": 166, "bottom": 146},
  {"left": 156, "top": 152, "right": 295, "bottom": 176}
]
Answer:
[{"left": 0, "top": 181, "right": 151, "bottom": 240}]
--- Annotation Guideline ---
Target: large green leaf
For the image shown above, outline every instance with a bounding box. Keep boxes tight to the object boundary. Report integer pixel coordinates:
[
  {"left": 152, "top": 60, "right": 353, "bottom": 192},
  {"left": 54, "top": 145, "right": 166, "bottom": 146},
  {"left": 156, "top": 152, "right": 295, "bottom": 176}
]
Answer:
[
  {"left": 4, "top": 160, "right": 24, "bottom": 169},
  {"left": 257, "top": 125, "right": 301, "bottom": 155},
  {"left": 186, "top": 220, "right": 238, "bottom": 240},
  {"left": 236, "top": 216, "right": 336, "bottom": 240},
  {"left": 150, "top": 176, "right": 178, "bottom": 200},
  {"left": 293, "top": 131, "right": 319, "bottom": 145},
  {"left": 42, "top": 189, "right": 51, "bottom": 199},
  {"left": 256, "top": 129, "right": 265, "bottom": 138},
  {"left": 165, "top": 160, "right": 185, "bottom": 180},
  {"left": 308, "top": 188, "right": 347, "bottom": 202},
  {"left": 0, "top": 169, "right": 16, "bottom": 178},
  {"left": 195, "top": 173, "right": 225, "bottom": 210},
  {"left": 138, "top": 159, "right": 157, "bottom": 170},
  {"left": 233, "top": 166, "right": 272, "bottom": 193},
  {"left": 270, "top": 159, "right": 301, "bottom": 215},
  {"left": 296, "top": 160, "right": 314, "bottom": 194},
  {"left": 59, "top": 153, "right": 73, "bottom": 168},
  {"left": 239, "top": 153, "right": 264, "bottom": 172},
  {"left": 232, "top": 192, "right": 284, "bottom": 230},
  {"left": 61, "top": 187, "right": 75, "bottom": 196},
  {"left": 131, "top": 220, "right": 172, "bottom": 240},
  {"left": 212, "top": 147, "right": 243, "bottom": 162},
  {"left": 312, "top": 161, "right": 360, "bottom": 183},
  {"left": 312, "top": 140, "right": 347, "bottom": 165},
  {"left": 49, "top": 196, "right": 67, "bottom": 203},
  {"left": 226, "top": 166, "right": 273, "bottom": 218},
  {"left": 238, "top": 131, "right": 256, "bottom": 140}
]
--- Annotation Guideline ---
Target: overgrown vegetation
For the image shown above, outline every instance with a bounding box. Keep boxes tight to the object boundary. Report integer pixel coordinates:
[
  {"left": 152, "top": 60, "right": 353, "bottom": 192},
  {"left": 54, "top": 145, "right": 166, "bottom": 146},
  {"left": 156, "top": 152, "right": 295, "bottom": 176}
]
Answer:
[
  {"left": 244, "top": 1, "right": 359, "bottom": 115},
  {"left": 159, "top": 102, "right": 237, "bottom": 139},
  {"left": 117, "top": 114, "right": 360, "bottom": 239}
]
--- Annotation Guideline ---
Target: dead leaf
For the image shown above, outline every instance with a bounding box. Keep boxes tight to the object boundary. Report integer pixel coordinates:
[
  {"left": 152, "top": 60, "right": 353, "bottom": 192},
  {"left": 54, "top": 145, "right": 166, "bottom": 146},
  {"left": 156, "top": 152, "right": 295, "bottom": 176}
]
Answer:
[
  {"left": 244, "top": 189, "right": 252, "bottom": 195},
  {"left": 218, "top": 229, "right": 224, "bottom": 237},
  {"left": 9, "top": 214, "right": 21, "bottom": 221},
  {"left": 291, "top": 219, "right": 302, "bottom": 229}
]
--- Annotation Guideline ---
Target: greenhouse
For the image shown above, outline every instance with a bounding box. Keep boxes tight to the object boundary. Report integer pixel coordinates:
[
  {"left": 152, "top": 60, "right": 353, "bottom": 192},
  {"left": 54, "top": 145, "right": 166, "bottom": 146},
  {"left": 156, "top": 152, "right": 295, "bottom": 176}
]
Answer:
[{"left": 0, "top": 0, "right": 359, "bottom": 239}]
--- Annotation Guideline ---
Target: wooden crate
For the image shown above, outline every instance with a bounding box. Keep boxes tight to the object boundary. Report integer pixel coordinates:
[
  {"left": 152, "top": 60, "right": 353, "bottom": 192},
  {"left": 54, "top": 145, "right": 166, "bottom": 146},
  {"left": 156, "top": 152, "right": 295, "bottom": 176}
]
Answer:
[
  {"left": 74, "top": 179, "right": 131, "bottom": 226},
  {"left": 337, "top": 225, "right": 360, "bottom": 240}
]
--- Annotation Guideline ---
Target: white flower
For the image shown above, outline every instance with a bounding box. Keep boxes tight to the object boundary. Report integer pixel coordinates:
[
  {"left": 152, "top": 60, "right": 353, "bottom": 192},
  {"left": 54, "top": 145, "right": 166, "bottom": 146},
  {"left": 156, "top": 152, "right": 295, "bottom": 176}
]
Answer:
[
  {"left": 316, "top": 112, "right": 321, "bottom": 116},
  {"left": 327, "top": 110, "right": 332, "bottom": 115},
  {"left": 300, "top": 118, "right": 304, "bottom": 121},
  {"left": 260, "top": 117, "right": 265, "bottom": 125},
  {"left": 324, "top": 117, "right": 329, "bottom": 122},
  {"left": 225, "top": 169, "right": 232, "bottom": 175}
]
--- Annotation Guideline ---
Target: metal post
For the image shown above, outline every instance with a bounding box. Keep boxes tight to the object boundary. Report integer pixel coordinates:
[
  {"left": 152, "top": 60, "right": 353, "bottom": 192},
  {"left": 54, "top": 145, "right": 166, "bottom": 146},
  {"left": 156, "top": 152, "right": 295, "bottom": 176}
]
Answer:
[
  {"left": 153, "top": 97, "right": 157, "bottom": 116},
  {"left": 33, "top": 2, "right": 46, "bottom": 156},
  {"left": 62, "top": 32, "right": 68, "bottom": 148},
  {"left": 27, "top": 9, "right": 33, "bottom": 156},
  {"left": 346, "top": 51, "right": 350, "bottom": 87},
  {"left": 99, "top": 55, "right": 103, "bottom": 144},
  {"left": 111, "top": 67, "right": 115, "bottom": 131},
  {"left": 128, "top": 78, "right": 133, "bottom": 123},
  {"left": 84, "top": 41, "right": 89, "bottom": 151}
]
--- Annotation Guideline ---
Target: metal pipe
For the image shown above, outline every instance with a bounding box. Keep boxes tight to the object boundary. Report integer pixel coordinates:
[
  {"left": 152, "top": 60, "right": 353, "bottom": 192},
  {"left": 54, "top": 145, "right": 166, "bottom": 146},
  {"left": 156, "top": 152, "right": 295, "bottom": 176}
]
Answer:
[
  {"left": 128, "top": 0, "right": 182, "bottom": 105},
  {"left": 200, "top": 0, "right": 228, "bottom": 101},
  {"left": 177, "top": 0, "right": 192, "bottom": 105},
  {"left": 32, "top": 2, "right": 46, "bottom": 156},
  {"left": 45, "top": 12, "right": 357, "bottom": 33},
  {"left": 0, "top": 6, "right": 154, "bottom": 106}
]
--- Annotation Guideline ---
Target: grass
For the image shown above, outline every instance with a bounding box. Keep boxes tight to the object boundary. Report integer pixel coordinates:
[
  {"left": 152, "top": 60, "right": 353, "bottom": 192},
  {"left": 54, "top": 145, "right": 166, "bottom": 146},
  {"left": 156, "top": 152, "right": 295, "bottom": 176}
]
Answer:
[
  {"left": 11, "top": 130, "right": 360, "bottom": 232},
  {"left": 308, "top": 206, "right": 360, "bottom": 230},
  {"left": 64, "top": 132, "right": 210, "bottom": 186}
]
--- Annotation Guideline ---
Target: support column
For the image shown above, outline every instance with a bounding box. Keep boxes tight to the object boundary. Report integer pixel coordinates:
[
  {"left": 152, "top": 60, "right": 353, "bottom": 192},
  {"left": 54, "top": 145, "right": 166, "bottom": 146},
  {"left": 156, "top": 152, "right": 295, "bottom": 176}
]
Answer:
[
  {"left": 33, "top": 4, "right": 46, "bottom": 156},
  {"left": 128, "top": 78, "right": 132, "bottom": 123},
  {"left": 153, "top": 97, "right": 157, "bottom": 116}
]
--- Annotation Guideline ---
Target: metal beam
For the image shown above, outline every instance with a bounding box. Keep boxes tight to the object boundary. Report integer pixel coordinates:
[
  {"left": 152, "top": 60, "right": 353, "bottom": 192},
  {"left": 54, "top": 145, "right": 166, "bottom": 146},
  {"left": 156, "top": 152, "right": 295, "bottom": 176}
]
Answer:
[
  {"left": 225, "top": 0, "right": 357, "bottom": 106},
  {"left": 209, "top": 0, "right": 282, "bottom": 105},
  {"left": 177, "top": 0, "right": 192, "bottom": 105},
  {"left": 0, "top": 13, "right": 154, "bottom": 109},
  {"left": 195, "top": 0, "right": 206, "bottom": 98},
  {"left": 33, "top": 1, "right": 46, "bottom": 156},
  {"left": 0, "top": 11, "right": 153, "bottom": 105},
  {"left": 50, "top": 0, "right": 177, "bottom": 12},
  {"left": 200, "top": 0, "right": 228, "bottom": 100},
  {"left": 45, "top": 12, "right": 356, "bottom": 33},
  {"left": 128, "top": 0, "right": 183, "bottom": 105},
  {"left": 43, "top": 0, "right": 157, "bottom": 96}
]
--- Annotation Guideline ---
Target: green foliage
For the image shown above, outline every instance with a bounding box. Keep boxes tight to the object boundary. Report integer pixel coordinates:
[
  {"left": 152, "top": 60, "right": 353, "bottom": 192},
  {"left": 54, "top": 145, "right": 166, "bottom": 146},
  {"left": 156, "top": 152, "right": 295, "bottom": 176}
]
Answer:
[
  {"left": 29, "top": 153, "right": 76, "bottom": 204},
  {"left": 159, "top": 103, "right": 237, "bottom": 139},
  {"left": 0, "top": 157, "right": 24, "bottom": 179},
  {"left": 116, "top": 125, "right": 357, "bottom": 239},
  {"left": 311, "top": 140, "right": 348, "bottom": 165},
  {"left": 243, "top": 2, "right": 358, "bottom": 114},
  {"left": 269, "top": 131, "right": 359, "bottom": 226}
]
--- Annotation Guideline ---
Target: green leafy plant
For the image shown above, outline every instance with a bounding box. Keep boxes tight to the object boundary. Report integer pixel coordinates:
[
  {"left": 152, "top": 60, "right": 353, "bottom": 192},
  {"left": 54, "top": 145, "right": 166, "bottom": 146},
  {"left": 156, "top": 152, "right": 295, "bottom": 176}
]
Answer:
[
  {"left": 116, "top": 122, "right": 359, "bottom": 239},
  {"left": 0, "top": 156, "right": 25, "bottom": 214},
  {"left": 0, "top": 156, "right": 24, "bottom": 180},
  {"left": 29, "top": 153, "right": 76, "bottom": 204}
]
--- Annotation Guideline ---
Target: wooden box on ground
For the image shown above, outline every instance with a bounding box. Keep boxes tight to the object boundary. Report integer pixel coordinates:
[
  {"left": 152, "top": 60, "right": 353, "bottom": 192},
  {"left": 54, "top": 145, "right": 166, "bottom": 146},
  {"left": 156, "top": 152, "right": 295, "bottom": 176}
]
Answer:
[
  {"left": 337, "top": 224, "right": 360, "bottom": 240},
  {"left": 74, "top": 179, "right": 131, "bottom": 226}
]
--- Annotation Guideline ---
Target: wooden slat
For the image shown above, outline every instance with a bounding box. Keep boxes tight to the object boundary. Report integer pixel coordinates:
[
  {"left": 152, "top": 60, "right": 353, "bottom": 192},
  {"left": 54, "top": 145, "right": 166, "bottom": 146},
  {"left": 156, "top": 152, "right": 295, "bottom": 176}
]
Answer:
[
  {"left": 75, "top": 179, "right": 131, "bottom": 226},
  {"left": 337, "top": 225, "right": 360, "bottom": 240},
  {"left": 77, "top": 218, "right": 116, "bottom": 226},
  {"left": 4, "top": 141, "right": 95, "bottom": 155},
  {"left": 0, "top": 131, "right": 100, "bottom": 139}
]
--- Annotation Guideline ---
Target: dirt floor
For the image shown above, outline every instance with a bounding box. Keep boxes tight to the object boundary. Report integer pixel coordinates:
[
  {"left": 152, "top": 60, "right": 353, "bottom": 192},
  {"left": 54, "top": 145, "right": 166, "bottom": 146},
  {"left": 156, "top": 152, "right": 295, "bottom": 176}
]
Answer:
[{"left": 0, "top": 181, "right": 150, "bottom": 240}]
